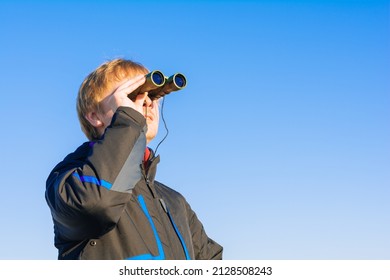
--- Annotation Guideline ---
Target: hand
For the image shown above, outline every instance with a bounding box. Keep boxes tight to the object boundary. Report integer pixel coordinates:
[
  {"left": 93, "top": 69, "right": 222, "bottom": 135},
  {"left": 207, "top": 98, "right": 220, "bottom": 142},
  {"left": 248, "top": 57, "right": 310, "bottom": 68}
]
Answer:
[{"left": 104, "top": 75, "right": 147, "bottom": 116}]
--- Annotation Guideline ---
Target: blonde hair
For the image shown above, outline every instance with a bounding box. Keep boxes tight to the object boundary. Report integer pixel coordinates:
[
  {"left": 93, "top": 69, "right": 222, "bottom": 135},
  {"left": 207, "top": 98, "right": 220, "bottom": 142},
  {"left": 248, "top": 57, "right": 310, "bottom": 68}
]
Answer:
[{"left": 77, "top": 58, "right": 148, "bottom": 140}]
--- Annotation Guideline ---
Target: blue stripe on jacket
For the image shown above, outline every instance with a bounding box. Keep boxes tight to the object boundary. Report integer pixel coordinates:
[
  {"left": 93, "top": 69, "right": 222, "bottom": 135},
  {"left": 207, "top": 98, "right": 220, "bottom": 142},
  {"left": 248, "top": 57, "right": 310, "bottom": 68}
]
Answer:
[
  {"left": 72, "top": 172, "right": 112, "bottom": 190},
  {"left": 126, "top": 195, "right": 165, "bottom": 260}
]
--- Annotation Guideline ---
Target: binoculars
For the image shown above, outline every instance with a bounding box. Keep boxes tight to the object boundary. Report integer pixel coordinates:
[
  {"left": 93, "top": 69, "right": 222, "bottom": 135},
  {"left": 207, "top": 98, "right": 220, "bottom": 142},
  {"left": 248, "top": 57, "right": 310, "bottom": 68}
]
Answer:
[{"left": 128, "top": 70, "right": 187, "bottom": 100}]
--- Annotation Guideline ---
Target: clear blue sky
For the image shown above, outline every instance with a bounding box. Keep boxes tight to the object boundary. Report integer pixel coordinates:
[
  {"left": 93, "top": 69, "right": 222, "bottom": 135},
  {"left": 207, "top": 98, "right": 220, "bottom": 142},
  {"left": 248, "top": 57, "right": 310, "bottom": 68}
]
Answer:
[{"left": 0, "top": 0, "right": 389, "bottom": 260}]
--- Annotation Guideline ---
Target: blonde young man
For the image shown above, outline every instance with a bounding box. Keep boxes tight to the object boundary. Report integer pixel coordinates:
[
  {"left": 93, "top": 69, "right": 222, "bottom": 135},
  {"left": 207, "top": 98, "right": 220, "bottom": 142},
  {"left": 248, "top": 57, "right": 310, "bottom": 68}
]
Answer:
[{"left": 45, "top": 59, "right": 223, "bottom": 260}]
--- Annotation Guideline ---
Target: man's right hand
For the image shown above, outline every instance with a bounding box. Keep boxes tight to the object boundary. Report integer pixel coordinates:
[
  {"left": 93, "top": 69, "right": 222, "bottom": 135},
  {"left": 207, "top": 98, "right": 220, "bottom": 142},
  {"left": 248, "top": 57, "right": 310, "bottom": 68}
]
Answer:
[{"left": 105, "top": 74, "right": 147, "bottom": 116}]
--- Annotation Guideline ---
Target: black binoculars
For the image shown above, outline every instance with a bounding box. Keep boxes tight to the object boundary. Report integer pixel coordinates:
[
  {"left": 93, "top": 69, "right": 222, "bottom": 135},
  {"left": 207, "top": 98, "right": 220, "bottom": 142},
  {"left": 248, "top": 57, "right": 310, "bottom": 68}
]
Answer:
[{"left": 128, "top": 70, "right": 187, "bottom": 100}]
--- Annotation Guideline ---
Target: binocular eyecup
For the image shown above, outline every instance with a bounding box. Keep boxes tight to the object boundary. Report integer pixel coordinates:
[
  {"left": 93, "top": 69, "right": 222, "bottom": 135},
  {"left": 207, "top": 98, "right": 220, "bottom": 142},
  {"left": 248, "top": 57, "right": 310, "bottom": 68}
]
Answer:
[{"left": 128, "top": 70, "right": 187, "bottom": 100}]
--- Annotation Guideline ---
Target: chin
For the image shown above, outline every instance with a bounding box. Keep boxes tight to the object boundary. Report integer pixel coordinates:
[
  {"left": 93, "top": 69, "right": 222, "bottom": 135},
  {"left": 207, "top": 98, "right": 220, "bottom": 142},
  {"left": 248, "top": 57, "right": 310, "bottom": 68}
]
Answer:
[{"left": 146, "top": 133, "right": 158, "bottom": 144}]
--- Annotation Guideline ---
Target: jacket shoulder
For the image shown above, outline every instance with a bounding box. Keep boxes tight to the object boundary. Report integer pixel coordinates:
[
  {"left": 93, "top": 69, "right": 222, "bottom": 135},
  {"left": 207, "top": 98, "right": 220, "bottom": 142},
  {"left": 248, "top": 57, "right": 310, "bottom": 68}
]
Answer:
[
  {"left": 154, "top": 181, "right": 183, "bottom": 198},
  {"left": 154, "top": 181, "right": 189, "bottom": 210},
  {"left": 48, "top": 142, "right": 91, "bottom": 175}
]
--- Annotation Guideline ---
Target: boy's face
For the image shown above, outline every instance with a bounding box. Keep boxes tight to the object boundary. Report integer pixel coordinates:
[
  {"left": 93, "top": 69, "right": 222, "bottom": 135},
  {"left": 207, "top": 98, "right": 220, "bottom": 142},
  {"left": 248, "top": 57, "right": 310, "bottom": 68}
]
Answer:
[{"left": 143, "top": 97, "right": 160, "bottom": 144}]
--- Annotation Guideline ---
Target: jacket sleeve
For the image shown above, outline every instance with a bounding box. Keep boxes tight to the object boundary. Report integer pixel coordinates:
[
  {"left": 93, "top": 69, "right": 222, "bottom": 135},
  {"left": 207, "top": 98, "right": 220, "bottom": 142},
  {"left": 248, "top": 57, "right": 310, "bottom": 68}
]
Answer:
[
  {"left": 46, "top": 107, "right": 147, "bottom": 241},
  {"left": 187, "top": 202, "right": 223, "bottom": 260}
]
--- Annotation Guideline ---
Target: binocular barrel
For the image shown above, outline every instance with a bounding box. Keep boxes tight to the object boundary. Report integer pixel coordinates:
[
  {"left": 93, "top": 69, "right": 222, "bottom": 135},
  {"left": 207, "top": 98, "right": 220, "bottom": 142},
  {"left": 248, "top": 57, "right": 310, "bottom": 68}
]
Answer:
[
  {"left": 127, "top": 70, "right": 166, "bottom": 100},
  {"left": 128, "top": 70, "right": 187, "bottom": 100}
]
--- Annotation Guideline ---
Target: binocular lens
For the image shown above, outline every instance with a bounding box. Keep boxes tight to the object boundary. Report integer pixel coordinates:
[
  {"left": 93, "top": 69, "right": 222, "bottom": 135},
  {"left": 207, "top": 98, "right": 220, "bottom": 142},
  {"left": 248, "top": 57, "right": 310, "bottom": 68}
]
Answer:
[
  {"left": 174, "top": 74, "right": 186, "bottom": 88},
  {"left": 133, "top": 70, "right": 186, "bottom": 101},
  {"left": 152, "top": 72, "right": 165, "bottom": 86}
]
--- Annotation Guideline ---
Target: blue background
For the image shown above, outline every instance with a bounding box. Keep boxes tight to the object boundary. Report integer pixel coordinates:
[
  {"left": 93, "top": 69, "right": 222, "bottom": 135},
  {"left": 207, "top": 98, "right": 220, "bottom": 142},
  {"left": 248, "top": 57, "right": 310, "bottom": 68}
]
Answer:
[{"left": 0, "top": 0, "right": 389, "bottom": 259}]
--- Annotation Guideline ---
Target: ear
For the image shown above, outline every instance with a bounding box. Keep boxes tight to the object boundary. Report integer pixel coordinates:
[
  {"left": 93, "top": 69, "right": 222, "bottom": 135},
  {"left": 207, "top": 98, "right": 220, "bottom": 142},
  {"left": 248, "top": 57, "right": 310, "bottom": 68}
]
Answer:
[{"left": 85, "top": 111, "right": 104, "bottom": 128}]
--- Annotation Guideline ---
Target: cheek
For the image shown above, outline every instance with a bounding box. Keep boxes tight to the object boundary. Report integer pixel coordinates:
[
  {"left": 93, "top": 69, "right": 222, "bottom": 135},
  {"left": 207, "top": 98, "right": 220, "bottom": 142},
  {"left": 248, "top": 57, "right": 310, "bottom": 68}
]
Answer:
[{"left": 151, "top": 106, "right": 160, "bottom": 124}]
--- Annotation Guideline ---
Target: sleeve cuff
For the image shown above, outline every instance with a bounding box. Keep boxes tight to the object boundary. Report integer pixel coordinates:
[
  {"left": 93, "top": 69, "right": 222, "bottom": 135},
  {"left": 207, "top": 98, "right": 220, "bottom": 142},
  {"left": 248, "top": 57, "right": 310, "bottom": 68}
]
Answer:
[{"left": 116, "top": 106, "right": 146, "bottom": 127}]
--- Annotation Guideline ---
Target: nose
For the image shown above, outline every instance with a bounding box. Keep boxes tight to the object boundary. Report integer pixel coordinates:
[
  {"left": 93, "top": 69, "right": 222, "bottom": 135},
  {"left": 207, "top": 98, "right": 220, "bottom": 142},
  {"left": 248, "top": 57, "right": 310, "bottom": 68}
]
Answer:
[
  {"left": 143, "top": 95, "right": 156, "bottom": 117},
  {"left": 143, "top": 95, "right": 154, "bottom": 108}
]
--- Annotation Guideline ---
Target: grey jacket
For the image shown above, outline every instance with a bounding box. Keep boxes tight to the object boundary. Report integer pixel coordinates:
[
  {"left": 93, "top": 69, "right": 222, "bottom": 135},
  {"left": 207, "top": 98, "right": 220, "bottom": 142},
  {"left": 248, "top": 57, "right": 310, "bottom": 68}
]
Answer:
[{"left": 45, "top": 106, "right": 222, "bottom": 260}]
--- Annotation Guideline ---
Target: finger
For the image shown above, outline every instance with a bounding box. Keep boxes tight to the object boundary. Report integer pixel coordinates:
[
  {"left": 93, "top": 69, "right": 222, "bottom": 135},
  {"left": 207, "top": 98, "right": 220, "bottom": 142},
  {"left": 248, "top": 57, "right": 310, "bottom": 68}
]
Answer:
[
  {"left": 112, "top": 75, "right": 146, "bottom": 97},
  {"left": 135, "top": 91, "right": 148, "bottom": 100},
  {"left": 133, "top": 91, "right": 148, "bottom": 107},
  {"left": 120, "top": 75, "right": 146, "bottom": 92}
]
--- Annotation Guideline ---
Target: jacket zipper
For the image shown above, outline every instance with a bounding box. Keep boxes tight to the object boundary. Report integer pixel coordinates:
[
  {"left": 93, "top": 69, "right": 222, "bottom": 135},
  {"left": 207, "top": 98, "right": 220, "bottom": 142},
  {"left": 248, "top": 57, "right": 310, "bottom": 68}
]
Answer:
[
  {"left": 142, "top": 168, "right": 191, "bottom": 260},
  {"left": 159, "top": 197, "right": 191, "bottom": 260}
]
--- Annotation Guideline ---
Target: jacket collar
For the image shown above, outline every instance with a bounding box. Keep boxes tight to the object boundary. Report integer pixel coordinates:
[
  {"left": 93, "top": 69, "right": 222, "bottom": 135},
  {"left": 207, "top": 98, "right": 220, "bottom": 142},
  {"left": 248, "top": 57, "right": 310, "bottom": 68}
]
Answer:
[{"left": 143, "top": 147, "right": 160, "bottom": 183}]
